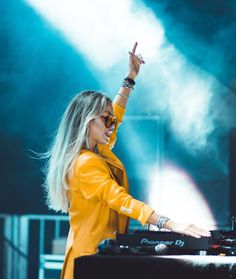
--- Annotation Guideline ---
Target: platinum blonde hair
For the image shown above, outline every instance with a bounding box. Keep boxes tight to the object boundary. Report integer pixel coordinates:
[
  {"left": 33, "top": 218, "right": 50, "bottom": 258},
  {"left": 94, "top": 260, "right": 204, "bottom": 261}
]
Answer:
[{"left": 44, "top": 90, "right": 112, "bottom": 213}]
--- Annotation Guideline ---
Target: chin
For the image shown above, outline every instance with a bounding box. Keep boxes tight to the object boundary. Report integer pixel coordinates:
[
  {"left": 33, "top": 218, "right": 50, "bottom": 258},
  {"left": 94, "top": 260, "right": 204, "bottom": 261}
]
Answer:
[
  {"left": 103, "top": 138, "right": 109, "bottom": 144},
  {"left": 97, "top": 135, "right": 110, "bottom": 145},
  {"left": 97, "top": 139, "right": 108, "bottom": 145}
]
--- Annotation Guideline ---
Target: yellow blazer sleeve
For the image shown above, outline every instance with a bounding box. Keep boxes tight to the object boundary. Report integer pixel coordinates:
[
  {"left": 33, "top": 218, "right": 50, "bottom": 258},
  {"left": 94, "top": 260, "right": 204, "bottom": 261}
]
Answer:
[
  {"left": 74, "top": 155, "right": 154, "bottom": 226},
  {"left": 107, "top": 102, "right": 126, "bottom": 150}
]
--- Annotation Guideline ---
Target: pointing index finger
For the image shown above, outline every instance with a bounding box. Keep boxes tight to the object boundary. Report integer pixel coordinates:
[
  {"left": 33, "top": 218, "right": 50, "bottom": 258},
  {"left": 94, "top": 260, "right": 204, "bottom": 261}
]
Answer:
[{"left": 131, "top": 42, "right": 138, "bottom": 54}]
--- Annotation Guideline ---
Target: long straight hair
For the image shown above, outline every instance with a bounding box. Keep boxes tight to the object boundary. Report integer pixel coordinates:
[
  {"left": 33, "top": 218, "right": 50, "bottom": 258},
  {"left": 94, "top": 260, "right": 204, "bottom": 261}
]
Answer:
[{"left": 44, "top": 90, "right": 112, "bottom": 213}]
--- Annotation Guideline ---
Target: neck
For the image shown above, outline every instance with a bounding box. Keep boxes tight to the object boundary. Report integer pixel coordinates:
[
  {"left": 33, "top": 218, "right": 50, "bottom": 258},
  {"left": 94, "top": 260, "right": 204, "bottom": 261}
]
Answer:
[
  {"left": 83, "top": 142, "right": 98, "bottom": 154},
  {"left": 94, "top": 145, "right": 99, "bottom": 154}
]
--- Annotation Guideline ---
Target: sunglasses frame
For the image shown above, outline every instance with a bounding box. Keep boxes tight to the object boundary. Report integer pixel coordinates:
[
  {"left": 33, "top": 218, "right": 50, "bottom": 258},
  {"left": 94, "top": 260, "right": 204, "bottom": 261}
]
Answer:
[{"left": 100, "top": 115, "right": 117, "bottom": 129}]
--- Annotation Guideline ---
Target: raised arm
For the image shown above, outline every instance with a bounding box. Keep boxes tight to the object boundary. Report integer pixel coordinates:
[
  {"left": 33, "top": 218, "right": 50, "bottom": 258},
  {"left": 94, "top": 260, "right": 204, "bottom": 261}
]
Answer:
[
  {"left": 113, "top": 42, "right": 145, "bottom": 109},
  {"left": 104, "top": 43, "right": 145, "bottom": 150}
]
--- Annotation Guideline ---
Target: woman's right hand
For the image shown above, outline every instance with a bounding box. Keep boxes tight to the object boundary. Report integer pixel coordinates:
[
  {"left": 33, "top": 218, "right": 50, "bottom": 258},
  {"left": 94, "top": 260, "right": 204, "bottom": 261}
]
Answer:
[
  {"left": 165, "top": 220, "right": 211, "bottom": 238},
  {"left": 127, "top": 42, "right": 145, "bottom": 80}
]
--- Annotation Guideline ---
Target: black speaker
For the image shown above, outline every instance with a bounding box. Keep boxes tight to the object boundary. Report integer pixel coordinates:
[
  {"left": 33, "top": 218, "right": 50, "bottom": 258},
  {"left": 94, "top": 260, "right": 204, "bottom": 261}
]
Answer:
[{"left": 229, "top": 128, "right": 236, "bottom": 220}]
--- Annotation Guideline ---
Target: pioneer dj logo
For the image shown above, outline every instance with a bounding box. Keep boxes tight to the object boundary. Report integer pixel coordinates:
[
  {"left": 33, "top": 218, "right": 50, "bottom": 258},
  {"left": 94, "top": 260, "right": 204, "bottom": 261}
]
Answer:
[
  {"left": 174, "top": 239, "right": 185, "bottom": 247},
  {"left": 140, "top": 238, "right": 185, "bottom": 247}
]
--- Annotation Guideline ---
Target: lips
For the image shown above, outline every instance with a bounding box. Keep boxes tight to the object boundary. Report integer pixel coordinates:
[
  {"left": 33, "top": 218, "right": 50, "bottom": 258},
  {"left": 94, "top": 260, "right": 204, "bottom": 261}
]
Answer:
[{"left": 105, "top": 131, "right": 112, "bottom": 138}]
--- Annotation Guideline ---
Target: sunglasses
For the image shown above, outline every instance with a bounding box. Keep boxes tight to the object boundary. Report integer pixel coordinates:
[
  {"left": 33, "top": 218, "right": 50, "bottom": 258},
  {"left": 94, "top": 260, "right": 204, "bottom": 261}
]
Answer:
[{"left": 100, "top": 115, "right": 117, "bottom": 128}]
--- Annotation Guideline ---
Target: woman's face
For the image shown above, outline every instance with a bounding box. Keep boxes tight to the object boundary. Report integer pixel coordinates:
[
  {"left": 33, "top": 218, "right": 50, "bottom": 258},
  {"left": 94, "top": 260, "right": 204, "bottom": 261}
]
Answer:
[{"left": 88, "top": 103, "right": 116, "bottom": 150}]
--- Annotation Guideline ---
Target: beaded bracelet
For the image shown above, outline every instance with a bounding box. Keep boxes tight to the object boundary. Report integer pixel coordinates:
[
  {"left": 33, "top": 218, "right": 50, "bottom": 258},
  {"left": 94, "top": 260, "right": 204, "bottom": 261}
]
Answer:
[
  {"left": 156, "top": 216, "right": 170, "bottom": 229},
  {"left": 121, "top": 77, "right": 135, "bottom": 89}
]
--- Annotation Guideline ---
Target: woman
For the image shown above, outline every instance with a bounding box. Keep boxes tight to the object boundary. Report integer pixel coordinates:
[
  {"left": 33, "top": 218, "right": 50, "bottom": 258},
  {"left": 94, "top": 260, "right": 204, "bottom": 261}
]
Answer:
[{"left": 44, "top": 42, "right": 210, "bottom": 279}]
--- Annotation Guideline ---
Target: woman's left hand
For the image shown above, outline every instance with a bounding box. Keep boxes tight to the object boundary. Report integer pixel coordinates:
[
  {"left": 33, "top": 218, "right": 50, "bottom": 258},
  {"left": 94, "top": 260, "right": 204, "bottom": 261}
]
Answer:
[
  {"left": 166, "top": 220, "right": 211, "bottom": 238},
  {"left": 128, "top": 42, "right": 145, "bottom": 80}
]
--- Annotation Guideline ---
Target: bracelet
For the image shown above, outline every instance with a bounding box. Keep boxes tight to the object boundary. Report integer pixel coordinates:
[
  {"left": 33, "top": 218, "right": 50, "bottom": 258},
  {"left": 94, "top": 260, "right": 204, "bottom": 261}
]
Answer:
[
  {"left": 156, "top": 216, "right": 170, "bottom": 229},
  {"left": 124, "top": 77, "right": 135, "bottom": 85},
  {"left": 118, "top": 93, "right": 129, "bottom": 99},
  {"left": 121, "top": 77, "right": 135, "bottom": 89}
]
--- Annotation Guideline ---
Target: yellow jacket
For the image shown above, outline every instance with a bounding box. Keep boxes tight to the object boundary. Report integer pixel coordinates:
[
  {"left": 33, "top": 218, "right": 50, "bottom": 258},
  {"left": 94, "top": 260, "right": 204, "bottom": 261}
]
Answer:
[{"left": 61, "top": 103, "right": 154, "bottom": 279}]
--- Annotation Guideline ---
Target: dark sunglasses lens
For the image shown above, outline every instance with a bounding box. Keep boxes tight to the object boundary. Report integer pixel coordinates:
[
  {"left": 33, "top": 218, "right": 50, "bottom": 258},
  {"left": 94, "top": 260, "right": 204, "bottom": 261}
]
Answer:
[{"left": 105, "top": 116, "right": 117, "bottom": 128}]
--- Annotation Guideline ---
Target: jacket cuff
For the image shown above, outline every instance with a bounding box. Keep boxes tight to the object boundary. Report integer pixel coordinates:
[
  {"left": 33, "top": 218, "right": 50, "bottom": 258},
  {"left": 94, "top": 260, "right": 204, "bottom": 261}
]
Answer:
[{"left": 138, "top": 204, "right": 155, "bottom": 226}]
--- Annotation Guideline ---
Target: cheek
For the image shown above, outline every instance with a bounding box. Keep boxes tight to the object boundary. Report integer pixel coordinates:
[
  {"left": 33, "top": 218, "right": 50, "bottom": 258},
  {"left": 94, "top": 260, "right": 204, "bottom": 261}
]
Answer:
[{"left": 89, "top": 119, "right": 105, "bottom": 138}]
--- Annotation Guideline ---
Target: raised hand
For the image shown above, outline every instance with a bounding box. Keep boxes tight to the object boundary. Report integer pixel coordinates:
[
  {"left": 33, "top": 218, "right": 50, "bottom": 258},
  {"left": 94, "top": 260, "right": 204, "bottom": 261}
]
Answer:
[{"left": 128, "top": 42, "right": 145, "bottom": 80}]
